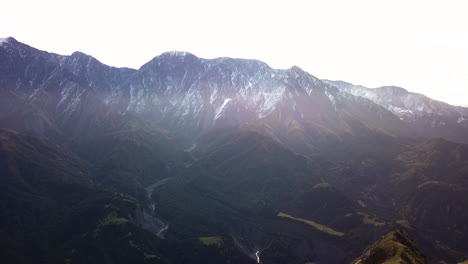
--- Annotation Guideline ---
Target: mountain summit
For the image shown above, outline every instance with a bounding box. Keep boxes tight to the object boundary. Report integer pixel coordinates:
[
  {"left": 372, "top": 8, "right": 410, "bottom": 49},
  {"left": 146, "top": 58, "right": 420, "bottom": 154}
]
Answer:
[{"left": 1, "top": 37, "right": 468, "bottom": 264}]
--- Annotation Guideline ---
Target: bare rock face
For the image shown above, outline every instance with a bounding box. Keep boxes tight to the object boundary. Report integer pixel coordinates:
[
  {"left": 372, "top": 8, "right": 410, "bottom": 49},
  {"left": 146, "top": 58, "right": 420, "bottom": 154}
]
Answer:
[
  {"left": 1, "top": 37, "right": 468, "bottom": 264},
  {"left": 325, "top": 80, "right": 468, "bottom": 144},
  {"left": 0, "top": 38, "right": 415, "bottom": 157}
]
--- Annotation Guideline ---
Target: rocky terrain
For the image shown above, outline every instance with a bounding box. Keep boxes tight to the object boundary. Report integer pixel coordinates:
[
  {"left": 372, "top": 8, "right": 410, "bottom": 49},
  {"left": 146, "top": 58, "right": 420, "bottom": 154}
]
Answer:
[{"left": 1, "top": 37, "right": 467, "bottom": 263}]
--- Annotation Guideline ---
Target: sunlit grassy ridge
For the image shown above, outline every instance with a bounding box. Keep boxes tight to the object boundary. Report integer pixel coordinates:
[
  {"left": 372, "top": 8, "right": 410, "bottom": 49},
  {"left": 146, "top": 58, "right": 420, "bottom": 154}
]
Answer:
[
  {"left": 198, "top": 236, "right": 224, "bottom": 248},
  {"left": 357, "top": 212, "right": 385, "bottom": 227},
  {"left": 396, "top": 220, "right": 412, "bottom": 230},
  {"left": 277, "top": 212, "right": 345, "bottom": 236},
  {"left": 100, "top": 213, "right": 129, "bottom": 226},
  {"left": 352, "top": 230, "right": 426, "bottom": 264}
]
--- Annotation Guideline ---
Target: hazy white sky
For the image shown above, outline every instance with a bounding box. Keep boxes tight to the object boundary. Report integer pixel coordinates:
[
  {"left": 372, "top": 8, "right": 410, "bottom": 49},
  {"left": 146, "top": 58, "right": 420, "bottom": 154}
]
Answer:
[{"left": 1, "top": 0, "right": 467, "bottom": 105}]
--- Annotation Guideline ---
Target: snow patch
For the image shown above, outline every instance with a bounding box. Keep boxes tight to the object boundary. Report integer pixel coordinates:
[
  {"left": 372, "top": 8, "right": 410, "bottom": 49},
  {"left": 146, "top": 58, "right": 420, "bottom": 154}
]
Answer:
[
  {"left": 0, "top": 37, "right": 11, "bottom": 46},
  {"left": 214, "top": 98, "right": 232, "bottom": 120},
  {"left": 325, "top": 90, "right": 336, "bottom": 110},
  {"left": 257, "top": 89, "right": 285, "bottom": 118},
  {"left": 210, "top": 87, "right": 218, "bottom": 104},
  {"left": 387, "top": 105, "right": 413, "bottom": 115},
  {"left": 166, "top": 51, "right": 188, "bottom": 57}
]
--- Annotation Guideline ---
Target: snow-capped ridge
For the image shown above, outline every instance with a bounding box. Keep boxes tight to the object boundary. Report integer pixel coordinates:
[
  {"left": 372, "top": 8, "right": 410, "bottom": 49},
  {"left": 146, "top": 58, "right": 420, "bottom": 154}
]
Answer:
[
  {"left": 165, "top": 51, "right": 191, "bottom": 56},
  {"left": 326, "top": 79, "right": 468, "bottom": 142},
  {"left": 214, "top": 98, "right": 232, "bottom": 120},
  {"left": 0, "top": 36, "right": 17, "bottom": 46},
  {"left": 70, "top": 51, "right": 93, "bottom": 59},
  {"left": 158, "top": 51, "right": 197, "bottom": 59},
  {"left": 2, "top": 37, "right": 467, "bottom": 144}
]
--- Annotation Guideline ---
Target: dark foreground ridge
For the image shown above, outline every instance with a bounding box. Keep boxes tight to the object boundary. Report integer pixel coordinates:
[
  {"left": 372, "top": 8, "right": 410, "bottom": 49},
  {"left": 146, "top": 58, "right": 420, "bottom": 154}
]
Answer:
[{"left": 352, "top": 230, "right": 426, "bottom": 264}]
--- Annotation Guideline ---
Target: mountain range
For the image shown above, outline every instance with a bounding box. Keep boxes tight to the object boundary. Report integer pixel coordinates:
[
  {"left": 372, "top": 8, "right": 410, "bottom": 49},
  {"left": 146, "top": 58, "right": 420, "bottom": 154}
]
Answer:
[{"left": 1, "top": 36, "right": 468, "bottom": 264}]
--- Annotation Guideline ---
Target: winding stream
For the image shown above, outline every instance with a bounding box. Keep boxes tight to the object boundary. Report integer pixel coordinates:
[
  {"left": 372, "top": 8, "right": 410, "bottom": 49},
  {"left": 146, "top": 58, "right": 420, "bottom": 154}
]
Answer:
[{"left": 143, "top": 177, "right": 173, "bottom": 237}]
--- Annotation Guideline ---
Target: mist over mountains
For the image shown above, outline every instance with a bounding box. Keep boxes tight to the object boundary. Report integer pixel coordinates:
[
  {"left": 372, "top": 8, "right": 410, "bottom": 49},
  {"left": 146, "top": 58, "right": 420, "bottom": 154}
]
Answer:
[{"left": 1, "top": 37, "right": 468, "bottom": 264}]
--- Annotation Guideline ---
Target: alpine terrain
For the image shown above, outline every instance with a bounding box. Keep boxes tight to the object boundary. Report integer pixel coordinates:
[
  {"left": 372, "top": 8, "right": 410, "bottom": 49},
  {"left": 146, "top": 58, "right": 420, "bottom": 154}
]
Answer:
[{"left": 1, "top": 37, "right": 468, "bottom": 264}]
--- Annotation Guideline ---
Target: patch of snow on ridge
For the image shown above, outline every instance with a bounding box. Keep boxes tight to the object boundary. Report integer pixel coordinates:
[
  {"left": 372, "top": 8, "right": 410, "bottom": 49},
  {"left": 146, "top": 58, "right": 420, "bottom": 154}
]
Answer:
[
  {"left": 165, "top": 51, "right": 189, "bottom": 57},
  {"left": 387, "top": 105, "right": 413, "bottom": 115},
  {"left": 257, "top": 89, "right": 285, "bottom": 118},
  {"left": 214, "top": 98, "right": 232, "bottom": 120},
  {"left": 325, "top": 90, "right": 336, "bottom": 110},
  {"left": 0, "top": 37, "right": 11, "bottom": 46},
  {"left": 210, "top": 87, "right": 218, "bottom": 104}
]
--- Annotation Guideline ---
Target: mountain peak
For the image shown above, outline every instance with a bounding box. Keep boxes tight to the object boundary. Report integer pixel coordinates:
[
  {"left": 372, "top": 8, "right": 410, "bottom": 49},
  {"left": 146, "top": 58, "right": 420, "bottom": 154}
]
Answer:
[
  {"left": 353, "top": 230, "right": 427, "bottom": 264},
  {"left": 141, "top": 51, "right": 201, "bottom": 71},
  {"left": 289, "top": 65, "right": 305, "bottom": 72},
  {"left": 376, "top": 85, "right": 409, "bottom": 96},
  {"left": 288, "top": 65, "right": 319, "bottom": 79},
  {"left": 67, "top": 51, "right": 101, "bottom": 68},
  {"left": 70, "top": 51, "right": 92, "bottom": 58},
  {"left": 159, "top": 51, "right": 196, "bottom": 58},
  {"left": 0, "top": 36, "right": 18, "bottom": 46}
]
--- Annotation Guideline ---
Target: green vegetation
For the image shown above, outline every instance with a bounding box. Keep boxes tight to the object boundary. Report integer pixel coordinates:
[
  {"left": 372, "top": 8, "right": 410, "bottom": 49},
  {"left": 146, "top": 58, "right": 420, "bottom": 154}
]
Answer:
[
  {"left": 352, "top": 230, "right": 426, "bottom": 264},
  {"left": 198, "top": 236, "right": 224, "bottom": 248},
  {"left": 277, "top": 212, "right": 345, "bottom": 236},
  {"left": 100, "top": 213, "right": 129, "bottom": 226},
  {"left": 313, "top": 183, "right": 332, "bottom": 189},
  {"left": 357, "top": 200, "right": 367, "bottom": 207},
  {"left": 144, "top": 253, "right": 159, "bottom": 260},
  {"left": 396, "top": 220, "right": 412, "bottom": 230},
  {"left": 417, "top": 181, "right": 445, "bottom": 189},
  {"left": 357, "top": 212, "right": 385, "bottom": 227}
]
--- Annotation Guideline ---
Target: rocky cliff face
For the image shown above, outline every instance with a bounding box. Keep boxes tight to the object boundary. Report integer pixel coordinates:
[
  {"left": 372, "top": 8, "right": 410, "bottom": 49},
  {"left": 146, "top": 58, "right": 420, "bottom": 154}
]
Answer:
[
  {"left": 0, "top": 37, "right": 415, "bottom": 157},
  {"left": 1, "top": 37, "right": 468, "bottom": 264},
  {"left": 3, "top": 37, "right": 467, "bottom": 148},
  {"left": 325, "top": 80, "right": 468, "bottom": 143}
]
